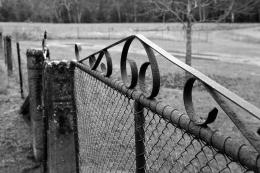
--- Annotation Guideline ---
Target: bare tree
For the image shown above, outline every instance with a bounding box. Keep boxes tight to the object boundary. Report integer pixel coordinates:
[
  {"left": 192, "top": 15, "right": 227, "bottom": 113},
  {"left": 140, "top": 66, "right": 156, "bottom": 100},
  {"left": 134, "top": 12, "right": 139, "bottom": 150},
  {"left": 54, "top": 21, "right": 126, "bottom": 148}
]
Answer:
[
  {"left": 73, "top": 0, "right": 97, "bottom": 23},
  {"left": 148, "top": 0, "right": 259, "bottom": 69},
  {"left": 48, "top": 0, "right": 86, "bottom": 23},
  {"left": 230, "top": 0, "right": 260, "bottom": 23},
  {"left": 110, "top": 0, "right": 123, "bottom": 22}
]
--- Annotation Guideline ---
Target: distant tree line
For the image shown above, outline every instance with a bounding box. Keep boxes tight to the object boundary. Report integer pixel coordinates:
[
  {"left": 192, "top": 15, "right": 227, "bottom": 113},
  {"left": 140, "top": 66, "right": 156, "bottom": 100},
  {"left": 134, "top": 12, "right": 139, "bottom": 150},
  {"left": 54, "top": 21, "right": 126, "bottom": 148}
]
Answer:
[{"left": 0, "top": 0, "right": 259, "bottom": 23}]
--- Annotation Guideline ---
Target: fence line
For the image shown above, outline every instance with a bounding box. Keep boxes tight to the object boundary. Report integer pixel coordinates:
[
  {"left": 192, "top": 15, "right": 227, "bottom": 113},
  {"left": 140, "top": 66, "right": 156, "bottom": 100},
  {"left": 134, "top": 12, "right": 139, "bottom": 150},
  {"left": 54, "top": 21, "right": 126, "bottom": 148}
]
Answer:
[
  {"left": 22, "top": 33, "right": 260, "bottom": 173},
  {"left": 74, "top": 61, "right": 259, "bottom": 172},
  {"left": 0, "top": 32, "right": 27, "bottom": 98}
]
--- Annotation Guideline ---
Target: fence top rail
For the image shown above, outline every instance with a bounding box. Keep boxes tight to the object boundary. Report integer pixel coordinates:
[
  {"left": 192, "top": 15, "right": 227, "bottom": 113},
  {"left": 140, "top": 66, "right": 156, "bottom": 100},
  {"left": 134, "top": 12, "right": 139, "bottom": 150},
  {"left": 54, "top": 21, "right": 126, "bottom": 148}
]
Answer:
[{"left": 75, "top": 34, "right": 260, "bottom": 154}]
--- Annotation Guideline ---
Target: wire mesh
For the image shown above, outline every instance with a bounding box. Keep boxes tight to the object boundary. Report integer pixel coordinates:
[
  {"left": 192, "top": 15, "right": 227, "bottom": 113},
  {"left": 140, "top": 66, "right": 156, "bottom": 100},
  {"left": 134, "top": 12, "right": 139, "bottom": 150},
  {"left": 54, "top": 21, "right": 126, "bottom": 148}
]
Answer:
[
  {"left": 143, "top": 109, "right": 250, "bottom": 173},
  {"left": 74, "top": 66, "right": 254, "bottom": 173},
  {"left": 75, "top": 67, "right": 136, "bottom": 173}
]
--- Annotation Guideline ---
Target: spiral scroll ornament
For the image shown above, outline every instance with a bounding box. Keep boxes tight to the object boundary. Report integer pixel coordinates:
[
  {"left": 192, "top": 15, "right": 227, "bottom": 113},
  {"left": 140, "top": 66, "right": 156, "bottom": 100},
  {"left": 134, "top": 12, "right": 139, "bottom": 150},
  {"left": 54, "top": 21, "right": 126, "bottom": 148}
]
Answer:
[
  {"left": 42, "top": 31, "right": 50, "bottom": 60},
  {"left": 75, "top": 43, "right": 82, "bottom": 61},
  {"left": 183, "top": 77, "right": 218, "bottom": 127},
  {"left": 73, "top": 33, "right": 260, "bottom": 154},
  {"left": 120, "top": 37, "right": 160, "bottom": 99}
]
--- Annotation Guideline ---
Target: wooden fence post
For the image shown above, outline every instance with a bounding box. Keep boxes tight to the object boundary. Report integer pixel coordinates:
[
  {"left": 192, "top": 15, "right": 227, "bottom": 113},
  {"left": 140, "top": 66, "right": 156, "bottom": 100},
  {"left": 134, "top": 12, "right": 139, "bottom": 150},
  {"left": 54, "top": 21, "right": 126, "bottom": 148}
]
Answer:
[
  {"left": 44, "top": 61, "right": 78, "bottom": 173},
  {"left": 26, "top": 49, "right": 45, "bottom": 162},
  {"left": 134, "top": 101, "right": 146, "bottom": 173},
  {"left": 4, "top": 35, "right": 13, "bottom": 76}
]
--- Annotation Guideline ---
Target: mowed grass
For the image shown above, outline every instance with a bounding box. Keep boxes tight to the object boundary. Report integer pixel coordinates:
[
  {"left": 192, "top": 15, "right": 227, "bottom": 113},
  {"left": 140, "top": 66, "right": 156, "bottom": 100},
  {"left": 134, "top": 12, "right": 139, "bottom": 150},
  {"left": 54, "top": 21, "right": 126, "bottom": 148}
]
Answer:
[{"left": 0, "top": 22, "right": 259, "bottom": 41}]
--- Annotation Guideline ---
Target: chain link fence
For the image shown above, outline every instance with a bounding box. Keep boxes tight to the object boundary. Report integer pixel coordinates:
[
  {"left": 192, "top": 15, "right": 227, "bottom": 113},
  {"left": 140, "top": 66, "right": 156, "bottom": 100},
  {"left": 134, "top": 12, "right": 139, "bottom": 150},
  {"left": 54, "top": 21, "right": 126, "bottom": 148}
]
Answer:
[
  {"left": 74, "top": 65, "right": 253, "bottom": 173},
  {"left": 75, "top": 68, "right": 136, "bottom": 172},
  {"left": 17, "top": 33, "right": 259, "bottom": 173}
]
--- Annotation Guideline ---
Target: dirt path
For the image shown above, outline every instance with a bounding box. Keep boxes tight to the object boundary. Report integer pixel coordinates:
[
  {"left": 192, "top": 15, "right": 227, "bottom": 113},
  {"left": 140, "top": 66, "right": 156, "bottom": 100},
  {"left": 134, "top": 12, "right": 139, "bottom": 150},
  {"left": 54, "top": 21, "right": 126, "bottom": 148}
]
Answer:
[{"left": 0, "top": 74, "right": 37, "bottom": 173}]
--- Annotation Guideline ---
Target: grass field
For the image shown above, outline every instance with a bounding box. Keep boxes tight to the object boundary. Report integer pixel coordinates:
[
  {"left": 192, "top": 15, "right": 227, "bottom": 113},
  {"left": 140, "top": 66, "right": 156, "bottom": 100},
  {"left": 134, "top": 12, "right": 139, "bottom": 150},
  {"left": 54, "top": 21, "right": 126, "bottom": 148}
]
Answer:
[
  {"left": 0, "top": 22, "right": 260, "bottom": 172},
  {"left": 1, "top": 22, "right": 259, "bottom": 40}
]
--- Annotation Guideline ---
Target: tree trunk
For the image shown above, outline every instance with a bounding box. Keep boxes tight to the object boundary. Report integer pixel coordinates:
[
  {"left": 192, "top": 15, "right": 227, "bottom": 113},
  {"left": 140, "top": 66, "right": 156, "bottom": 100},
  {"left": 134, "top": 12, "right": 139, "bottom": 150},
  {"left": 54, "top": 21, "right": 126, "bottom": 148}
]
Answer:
[
  {"left": 202, "top": 7, "right": 206, "bottom": 21},
  {"left": 186, "top": 0, "right": 192, "bottom": 67},
  {"left": 199, "top": 2, "right": 202, "bottom": 21},
  {"left": 186, "top": 20, "right": 192, "bottom": 66},
  {"left": 77, "top": 10, "right": 82, "bottom": 23},
  {"left": 67, "top": 10, "right": 72, "bottom": 22},
  {"left": 162, "top": 13, "right": 166, "bottom": 23},
  {"left": 116, "top": 5, "right": 121, "bottom": 22},
  {"left": 231, "top": 12, "right": 235, "bottom": 23},
  {"left": 133, "top": 0, "right": 137, "bottom": 22},
  {"left": 185, "top": 0, "right": 192, "bottom": 79}
]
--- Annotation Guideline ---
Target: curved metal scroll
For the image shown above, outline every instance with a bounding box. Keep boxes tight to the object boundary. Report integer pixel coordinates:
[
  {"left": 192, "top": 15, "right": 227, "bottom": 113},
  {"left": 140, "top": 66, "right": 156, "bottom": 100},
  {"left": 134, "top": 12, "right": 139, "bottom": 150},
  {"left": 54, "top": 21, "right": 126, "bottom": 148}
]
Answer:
[
  {"left": 75, "top": 43, "right": 82, "bottom": 61},
  {"left": 120, "top": 37, "right": 160, "bottom": 99},
  {"left": 184, "top": 77, "right": 260, "bottom": 153},
  {"left": 183, "top": 77, "right": 218, "bottom": 127},
  {"left": 79, "top": 36, "right": 161, "bottom": 99},
  {"left": 83, "top": 50, "right": 113, "bottom": 77},
  {"left": 42, "top": 31, "right": 50, "bottom": 60}
]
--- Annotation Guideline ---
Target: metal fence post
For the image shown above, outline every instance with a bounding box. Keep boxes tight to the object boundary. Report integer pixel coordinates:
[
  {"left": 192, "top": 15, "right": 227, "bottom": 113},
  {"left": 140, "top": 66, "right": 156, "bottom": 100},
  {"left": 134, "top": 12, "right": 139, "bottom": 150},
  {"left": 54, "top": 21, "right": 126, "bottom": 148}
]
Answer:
[
  {"left": 44, "top": 61, "right": 78, "bottom": 173},
  {"left": 17, "top": 42, "right": 24, "bottom": 99},
  {"left": 134, "top": 101, "right": 146, "bottom": 173},
  {"left": 3, "top": 35, "right": 6, "bottom": 64},
  {"left": 4, "top": 35, "right": 13, "bottom": 76},
  {"left": 26, "top": 49, "right": 45, "bottom": 162},
  {"left": 0, "top": 32, "right": 3, "bottom": 57}
]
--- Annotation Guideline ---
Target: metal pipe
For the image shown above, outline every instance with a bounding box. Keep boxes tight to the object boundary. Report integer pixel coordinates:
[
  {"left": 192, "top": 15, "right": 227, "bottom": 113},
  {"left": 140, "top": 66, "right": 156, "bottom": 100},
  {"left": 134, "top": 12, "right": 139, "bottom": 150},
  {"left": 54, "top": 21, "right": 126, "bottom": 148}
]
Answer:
[
  {"left": 134, "top": 101, "right": 146, "bottom": 173},
  {"left": 17, "top": 42, "right": 24, "bottom": 99}
]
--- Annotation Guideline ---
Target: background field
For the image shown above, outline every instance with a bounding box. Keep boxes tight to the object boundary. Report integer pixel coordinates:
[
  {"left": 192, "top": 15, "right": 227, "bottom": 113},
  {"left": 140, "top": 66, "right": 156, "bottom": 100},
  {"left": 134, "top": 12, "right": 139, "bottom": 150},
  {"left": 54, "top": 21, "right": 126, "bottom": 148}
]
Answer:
[{"left": 0, "top": 22, "right": 260, "bottom": 172}]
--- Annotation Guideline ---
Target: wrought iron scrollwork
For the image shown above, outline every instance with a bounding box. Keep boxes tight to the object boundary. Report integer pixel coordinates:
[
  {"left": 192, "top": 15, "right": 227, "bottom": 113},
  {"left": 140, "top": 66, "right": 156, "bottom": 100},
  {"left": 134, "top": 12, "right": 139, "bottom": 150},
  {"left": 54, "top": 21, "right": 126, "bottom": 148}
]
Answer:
[
  {"left": 75, "top": 43, "right": 82, "bottom": 61},
  {"left": 42, "top": 31, "right": 50, "bottom": 60},
  {"left": 79, "top": 35, "right": 161, "bottom": 99},
  {"left": 75, "top": 33, "right": 260, "bottom": 153},
  {"left": 120, "top": 37, "right": 160, "bottom": 99},
  {"left": 183, "top": 77, "right": 260, "bottom": 153},
  {"left": 86, "top": 50, "right": 113, "bottom": 77},
  {"left": 183, "top": 77, "right": 218, "bottom": 127}
]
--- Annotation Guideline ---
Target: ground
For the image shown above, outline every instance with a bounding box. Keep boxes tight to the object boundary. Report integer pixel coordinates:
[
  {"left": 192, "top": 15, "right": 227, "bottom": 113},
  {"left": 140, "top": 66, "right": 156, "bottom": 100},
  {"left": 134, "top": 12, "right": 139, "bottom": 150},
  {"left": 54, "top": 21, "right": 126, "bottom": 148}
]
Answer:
[
  {"left": 0, "top": 22, "right": 260, "bottom": 172},
  {"left": 0, "top": 62, "right": 37, "bottom": 173}
]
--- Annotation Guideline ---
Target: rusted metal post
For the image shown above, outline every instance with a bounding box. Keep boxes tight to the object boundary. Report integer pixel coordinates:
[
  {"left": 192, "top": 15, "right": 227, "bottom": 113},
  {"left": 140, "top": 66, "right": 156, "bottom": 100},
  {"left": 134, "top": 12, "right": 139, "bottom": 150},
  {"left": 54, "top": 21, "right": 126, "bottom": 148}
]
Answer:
[
  {"left": 17, "top": 42, "right": 24, "bottom": 99},
  {"left": 134, "top": 101, "right": 146, "bottom": 173},
  {"left": 4, "top": 35, "right": 13, "bottom": 76},
  {"left": 3, "top": 35, "right": 6, "bottom": 64},
  {"left": 26, "top": 49, "right": 44, "bottom": 162},
  {"left": 0, "top": 32, "right": 3, "bottom": 57},
  {"left": 44, "top": 61, "right": 78, "bottom": 173}
]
